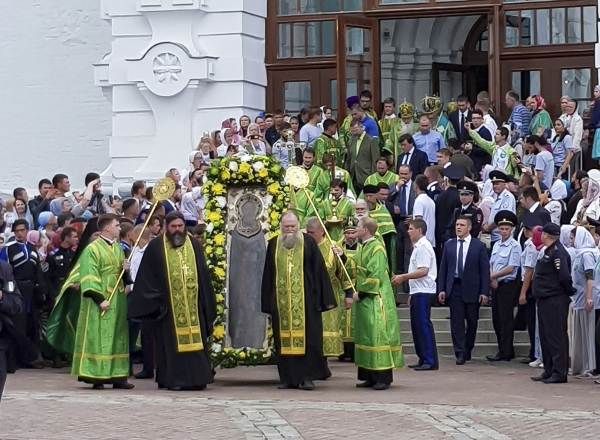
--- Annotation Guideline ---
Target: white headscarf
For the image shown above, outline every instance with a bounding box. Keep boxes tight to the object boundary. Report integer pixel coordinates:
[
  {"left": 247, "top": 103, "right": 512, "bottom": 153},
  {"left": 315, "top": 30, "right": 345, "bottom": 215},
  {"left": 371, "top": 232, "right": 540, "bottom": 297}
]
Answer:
[
  {"left": 572, "top": 226, "right": 600, "bottom": 259},
  {"left": 550, "top": 179, "right": 568, "bottom": 201}
]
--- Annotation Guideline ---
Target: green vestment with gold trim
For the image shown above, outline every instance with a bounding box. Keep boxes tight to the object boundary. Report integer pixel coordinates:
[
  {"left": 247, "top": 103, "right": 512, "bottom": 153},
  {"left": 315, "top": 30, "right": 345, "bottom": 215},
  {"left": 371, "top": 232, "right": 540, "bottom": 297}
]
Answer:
[
  {"left": 318, "top": 240, "right": 352, "bottom": 356},
  {"left": 352, "top": 238, "right": 403, "bottom": 371},
  {"left": 369, "top": 203, "right": 397, "bottom": 274},
  {"left": 322, "top": 196, "right": 355, "bottom": 242},
  {"left": 337, "top": 239, "right": 361, "bottom": 343},
  {"left": 71, "top": 238, "right": 130, "bottom": 380}
]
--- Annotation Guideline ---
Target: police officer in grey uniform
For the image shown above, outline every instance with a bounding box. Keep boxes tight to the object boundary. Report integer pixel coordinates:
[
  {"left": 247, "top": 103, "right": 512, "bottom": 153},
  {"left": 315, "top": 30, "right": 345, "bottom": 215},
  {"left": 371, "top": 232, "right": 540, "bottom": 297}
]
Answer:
[
  {"left": 484, "top": 170, "right": 516, "bottom": 250},
  {"left": 487, "top": 211, "right": 522, "bottom": 361},
  {"left": 531, "top": 223, "right": 574, "bottom": 384},
  {"left": 447, "top": 180, "right": 483, "bottom": 239}
]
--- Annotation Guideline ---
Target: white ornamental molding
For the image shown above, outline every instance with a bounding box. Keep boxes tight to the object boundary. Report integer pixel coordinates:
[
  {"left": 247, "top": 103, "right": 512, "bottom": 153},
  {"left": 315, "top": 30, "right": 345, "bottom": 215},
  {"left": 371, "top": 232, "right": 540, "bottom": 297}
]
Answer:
[
  {"left": 126, "top": 42, "right": 217, "bottom": 97},
  {"left": 137, "top": 0, "right": 202, "bottom": 12}
]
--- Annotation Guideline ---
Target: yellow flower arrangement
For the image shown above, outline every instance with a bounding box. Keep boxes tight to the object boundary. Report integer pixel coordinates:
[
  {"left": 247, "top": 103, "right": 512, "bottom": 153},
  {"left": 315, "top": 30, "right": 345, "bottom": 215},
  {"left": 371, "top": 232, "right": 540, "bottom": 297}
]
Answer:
[{"left": 203, "top": 154, "right": 289, "bottom": 369}]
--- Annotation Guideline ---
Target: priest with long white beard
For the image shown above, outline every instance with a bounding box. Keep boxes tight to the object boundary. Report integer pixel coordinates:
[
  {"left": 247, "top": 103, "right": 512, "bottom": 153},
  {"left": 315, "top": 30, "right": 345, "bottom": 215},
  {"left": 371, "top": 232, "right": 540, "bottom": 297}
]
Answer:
[{"left": 261, "top": 211, "right": 337, "bottom": 390}]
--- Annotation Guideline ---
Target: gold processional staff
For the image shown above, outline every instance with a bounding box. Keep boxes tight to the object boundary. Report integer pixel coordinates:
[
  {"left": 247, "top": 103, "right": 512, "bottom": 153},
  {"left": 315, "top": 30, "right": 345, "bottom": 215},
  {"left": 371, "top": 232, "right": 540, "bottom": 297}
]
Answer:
[
  {"left": 285, "top": 166, "right": 357, "bottom": 295},
  {"left": 101, "top": 177, "right": 176, "bottom": 316}
]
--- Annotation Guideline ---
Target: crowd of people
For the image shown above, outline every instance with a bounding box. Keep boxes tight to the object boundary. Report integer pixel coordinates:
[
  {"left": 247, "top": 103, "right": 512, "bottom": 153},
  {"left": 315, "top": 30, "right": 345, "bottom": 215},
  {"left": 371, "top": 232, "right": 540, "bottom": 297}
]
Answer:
[{"left": 1, "top": 86, "right": 600, "bottom": 400}]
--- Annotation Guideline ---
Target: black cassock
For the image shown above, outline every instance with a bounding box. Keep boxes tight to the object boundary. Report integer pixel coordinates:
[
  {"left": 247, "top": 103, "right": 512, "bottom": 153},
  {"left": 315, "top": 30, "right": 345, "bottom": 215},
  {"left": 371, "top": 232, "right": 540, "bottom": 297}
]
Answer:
[
  {"left": 128, "top": 237, "right": 216, "bottom": 389},
  {"left": 261, "top": 233, "right": 337, "bottom": 387}
]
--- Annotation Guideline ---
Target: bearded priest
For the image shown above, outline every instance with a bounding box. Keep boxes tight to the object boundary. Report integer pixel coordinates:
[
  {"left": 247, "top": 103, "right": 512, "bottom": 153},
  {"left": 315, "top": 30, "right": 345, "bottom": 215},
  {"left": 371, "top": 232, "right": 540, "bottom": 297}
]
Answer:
[
  {"left": 128, "top": 211, "right": 216, "bottom": 391},
  {"left": 261, "top": 211, "right": 337, "bottom": 390}
]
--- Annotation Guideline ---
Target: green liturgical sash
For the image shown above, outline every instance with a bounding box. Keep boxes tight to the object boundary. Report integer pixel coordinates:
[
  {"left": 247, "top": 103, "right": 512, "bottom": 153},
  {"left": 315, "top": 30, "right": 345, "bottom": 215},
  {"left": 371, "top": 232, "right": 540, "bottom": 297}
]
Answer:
[
  {"left": 275, "top": 235, "right": 306, "bottom": 355},
  {"left": 164, "top": 236, "right": 204, "bottom": 353}
]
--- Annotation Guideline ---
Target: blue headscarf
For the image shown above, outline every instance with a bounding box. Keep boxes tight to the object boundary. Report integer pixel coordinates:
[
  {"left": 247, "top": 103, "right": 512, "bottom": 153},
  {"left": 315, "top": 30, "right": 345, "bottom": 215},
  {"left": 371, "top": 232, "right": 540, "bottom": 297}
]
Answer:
[
  {"left": 37, "top": 211, "right": 53, "bottom": 231},
  {"left": 49, "top": 198, "right": 63, "bottom": 216}
]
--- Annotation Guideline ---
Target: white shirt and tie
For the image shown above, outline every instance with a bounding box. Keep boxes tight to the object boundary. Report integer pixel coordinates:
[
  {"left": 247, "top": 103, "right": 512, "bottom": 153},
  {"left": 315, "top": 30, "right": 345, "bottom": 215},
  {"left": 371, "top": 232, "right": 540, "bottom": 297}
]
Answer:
[
  {"left": 455, "top": 234, "right": 472, "bottom": 277},
  {"left": 459, "top": 111, "right": 469, "bottom": 136},
  {"left": 402, "top": 147, "right": 415, "bottom": 166}
]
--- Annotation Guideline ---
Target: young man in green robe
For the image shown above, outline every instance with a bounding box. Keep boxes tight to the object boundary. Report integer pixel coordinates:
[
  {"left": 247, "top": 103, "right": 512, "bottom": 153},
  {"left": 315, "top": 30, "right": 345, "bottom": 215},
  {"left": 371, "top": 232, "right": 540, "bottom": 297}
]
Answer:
[
  {"left": 378, "top": 98, "right": 398, "bottom": 149},
  {"left": 306, "top": 217, "right": 353, "bottom": 360},
  {"left": 350, "top": 217, "right": 403, "bottom": 390},
  {"left": 313, "top": 119, "right": 342, "bottom": 166},
  {"left": 302, "top": 148, "right": 330, "bottom": 202},
  {"left": 71, "top": 213, "right": 133, "bottom": 390},
  {"left": 362, "top": 158, "right": 399, "bottom": 192},
  {"left": 362, "top": 185, "right": 397, "bottom": 275},
  {"left": 322, "top": 154, "right": 356, "bottom": 201},
  {"left": 290, "top": 187, "right": 318, "bottom": 228},
  {"left": 322, "top": 179, "right": 356, "bottom": 242}
]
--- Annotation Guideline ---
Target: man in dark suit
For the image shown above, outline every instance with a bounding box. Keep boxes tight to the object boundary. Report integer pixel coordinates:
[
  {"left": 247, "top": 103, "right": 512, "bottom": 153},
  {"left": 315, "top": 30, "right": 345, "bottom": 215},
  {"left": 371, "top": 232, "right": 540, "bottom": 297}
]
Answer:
[
  {"left": 448, "top": 95, "right": 472, "bottom": 145},
  {"left": 0, "top": 260, "right": 24, "bottom": 402},
  {"left": 438, "top": 215, "right": 490, "bottom": 365},
  {"left": 435, "top": 165, "right": 463, "bottom": 248},
  {"left": 396, "top": 133, "right": 428, "bottom": 177},
  {"left": 345, "top": 119, "right": 380, "bottom": 196},
  {"left": 465, "top": 109, "right": 493, "bottom": 174},
  {"left": 387, "top": 164, "right": 417, "bottom": 290},
  {"left": 517, "top": 186, "right": 552, "bottom": 244}
]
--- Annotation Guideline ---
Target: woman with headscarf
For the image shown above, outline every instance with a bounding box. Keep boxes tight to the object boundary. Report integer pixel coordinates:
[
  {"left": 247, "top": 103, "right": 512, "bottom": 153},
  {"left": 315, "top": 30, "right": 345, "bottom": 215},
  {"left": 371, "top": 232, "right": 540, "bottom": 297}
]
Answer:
[
  {"left": 238, "top": 115, "right": 251, "bottom": 138},
  {"left": 182, "top": 151, "right": 203, "bottom": 189},
  {"left": 529, "top": 95, "right": 552, "bottom": 139},
  {"left": 221, "top": 119, "right": 241, "bottom": 145},
  {"left": 46, "top": 218, "right": 100, "bottom": 356},
  {"left": 49, "top": 198, "right": 64, "bottom": 217},
  {"left": 37, "top": 211, "right": 57, "bottom": 243},
  {"left": 3, "top": 198, "right": 34, "bottom": 238},
  {"left": 569, "top": 226, "right": 600, "bottom": 378},
  {"left": 545, "top": 178, "right": 569, "bottom": 225},
  {"left": 217, "top": 128, "right": 244, "bottom": 157},
  {"left": 242, "top": 122, "right": 268, "bottom": 155},
  {"left": 571, "top": 177, "right": 600, "bottom": 225},
  {"left": 584, "top": 85, "right": 600, "bottom": 160},
  {"left": 551, "top": 118, "right": 573, "bottom": 179}
]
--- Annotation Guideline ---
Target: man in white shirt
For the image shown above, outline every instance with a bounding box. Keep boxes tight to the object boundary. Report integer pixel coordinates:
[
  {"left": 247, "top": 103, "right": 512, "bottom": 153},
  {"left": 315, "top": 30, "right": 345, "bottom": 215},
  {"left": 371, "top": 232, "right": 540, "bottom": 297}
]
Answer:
[
  {"left": 392, "top": 219, "right": 438, "bottom": 370},
  {"left": 412, "top": 175, "right": 436, "bottom": 246},
  {"left": 181, "top": 169, "right": 205, "bottom": 226}
]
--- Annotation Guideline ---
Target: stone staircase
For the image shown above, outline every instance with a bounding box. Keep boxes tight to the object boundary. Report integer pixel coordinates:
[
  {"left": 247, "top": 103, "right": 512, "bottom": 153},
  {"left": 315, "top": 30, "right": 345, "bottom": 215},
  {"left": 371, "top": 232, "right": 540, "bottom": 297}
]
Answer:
[{"left": 398, "top": 306, "right": 531, "bottom": 358}]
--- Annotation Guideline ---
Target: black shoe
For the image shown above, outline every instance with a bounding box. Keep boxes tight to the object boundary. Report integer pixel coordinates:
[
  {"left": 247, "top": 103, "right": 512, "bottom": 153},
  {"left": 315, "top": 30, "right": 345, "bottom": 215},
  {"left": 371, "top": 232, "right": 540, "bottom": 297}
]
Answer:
[
  {"left": 277, "top": 383, "right": 298, "bottom": 389},
  {"left": 413, "top": 364, "right": 436, "bottom": 371},
  {"left": 486, "top": 354, "right": 510, "bottom": 362},
  {"left": 456, "top": 357, "right": 465, "bottom": 365},
  {"left": 133, "top": 370, "right": 154, "bottom": 379},
  {"left": 356, "top": 381, "right": 374, "bottom": 388},
  {"left": 519, "top": 357, "right": 535, "bottom": 364},
  {"left": 530, "top": 374, "right": 551, "bottom": 382},
  {"left": 92, "top": 384, "right": 105, "bottom": 390},
  {"left": 542, "top": 375, "right": 567, "bottom": 384},
  {"left": 372, "top": 382, "right": 390, "bottom": 391},
  {"left": 407, "top": 363, "right": 421, "bottom": 369},
  {"left": 465, "top": 353, "right": 472, "bottom": 361},
  {"left": 299, "top": 380, "right": 315, "bottom": 390},
  {"left": 169, "top": 385, "right": 207, "bottom": 391},
  {"left": 113, "top": 381, "right": 135, "bottom": 389}
]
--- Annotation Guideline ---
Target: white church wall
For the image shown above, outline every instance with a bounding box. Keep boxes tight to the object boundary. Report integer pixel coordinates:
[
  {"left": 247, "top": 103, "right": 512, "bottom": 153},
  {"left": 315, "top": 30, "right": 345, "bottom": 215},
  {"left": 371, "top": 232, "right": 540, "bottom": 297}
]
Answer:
[{"left": 0, "top": 1, "right": 113, "bottom": 197}]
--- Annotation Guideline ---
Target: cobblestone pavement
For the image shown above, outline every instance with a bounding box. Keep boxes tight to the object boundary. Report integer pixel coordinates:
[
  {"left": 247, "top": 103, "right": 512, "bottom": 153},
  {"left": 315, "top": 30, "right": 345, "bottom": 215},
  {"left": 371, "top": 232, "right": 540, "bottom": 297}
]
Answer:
[{"left": 2, "top": 357, "right": 600, "bottom": 439}]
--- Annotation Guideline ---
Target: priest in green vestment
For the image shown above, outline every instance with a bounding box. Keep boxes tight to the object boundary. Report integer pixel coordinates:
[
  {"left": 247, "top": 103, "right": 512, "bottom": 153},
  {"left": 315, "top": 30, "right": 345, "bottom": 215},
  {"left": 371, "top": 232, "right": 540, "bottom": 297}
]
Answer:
[
  {"left": 337, "top": 218, "right": 361, "bottom": 362},
  {"left": 351, "top": 217, "right": 403, "bottom": 390},
  {"left": 71, "top": 214, "right": 133, "bottom": 389},
  {"left": 128, "top": 212, "right": 216, "bottom": 391},
  {"left": 302, "top": 148, "right": 330, "bottom": 202},
  {"left": 362, "top": 158, "right": 399, "bottom": 192},
  {"left": 261, "top": 211, "right": 337, "bottom": 390},
  {"left": 305, "top": 217, "right": 353, "bottom": 359},
  {"left": 322, "top": 179, "right": 355, "bottom": 242},
  {"left": 362, "top": 185, "right": 397, "bottom": 274},
  {"left": 378, "top": 98, "right": 399, "bottom": 150},
  {"left": 313, "top": 119, "right": 342, "bottom": 166},
  {"left": 421, "top": 95, "right": 456, "bottom": 142},
  {"left": 47, "top": 218, "right": 101, "bottom": 356}
]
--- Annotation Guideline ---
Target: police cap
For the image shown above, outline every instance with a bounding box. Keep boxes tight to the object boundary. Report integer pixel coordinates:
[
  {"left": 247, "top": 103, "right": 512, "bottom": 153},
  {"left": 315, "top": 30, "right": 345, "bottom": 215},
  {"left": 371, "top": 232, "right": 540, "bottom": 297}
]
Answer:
[
  {"left": 456, "top": 180, "right": 478, "bottom": 195},
  {"left": 494, "top": 210, "right": 518, "bottom": 227},
  {"left": 542, "top": 222, "right": 561, "bottom": 236},
  {"left": 489, "top": 170, "right": 508, "bottom": 183}
]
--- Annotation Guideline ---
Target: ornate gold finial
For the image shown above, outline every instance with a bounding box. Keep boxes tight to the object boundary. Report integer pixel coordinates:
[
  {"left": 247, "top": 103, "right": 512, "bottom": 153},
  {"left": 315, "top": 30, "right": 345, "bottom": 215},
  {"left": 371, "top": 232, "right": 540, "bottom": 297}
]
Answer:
[
  {"left": 284, "top": 166, "right": 310, "bottom": 189},
  {"left": 421, "top": 95, "right": 443, "bottom": 115},
  {"left": 152, "top": 177, "right": 176, "bottom": 201}
]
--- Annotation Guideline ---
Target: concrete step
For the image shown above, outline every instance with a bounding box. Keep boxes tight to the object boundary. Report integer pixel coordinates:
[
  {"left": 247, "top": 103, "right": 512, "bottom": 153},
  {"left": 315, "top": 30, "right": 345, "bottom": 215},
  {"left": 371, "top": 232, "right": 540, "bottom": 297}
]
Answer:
[
  {"left": 395, "top": 306, "right": 530, "bottom": 356},
  {"left": 402, "top": 342, "right": 530, "bottom": 357},
  {"left": 401, "top": 329, "right": 530, "bottom": 345}
]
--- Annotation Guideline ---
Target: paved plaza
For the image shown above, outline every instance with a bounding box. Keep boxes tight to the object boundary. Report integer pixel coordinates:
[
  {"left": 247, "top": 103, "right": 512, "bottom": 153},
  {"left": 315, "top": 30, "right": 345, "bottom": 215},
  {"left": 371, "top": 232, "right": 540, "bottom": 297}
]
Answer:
[{"left": 2, "top": 356, "right": 600, "bottom": 439}]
